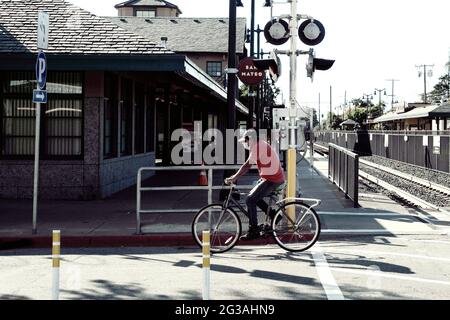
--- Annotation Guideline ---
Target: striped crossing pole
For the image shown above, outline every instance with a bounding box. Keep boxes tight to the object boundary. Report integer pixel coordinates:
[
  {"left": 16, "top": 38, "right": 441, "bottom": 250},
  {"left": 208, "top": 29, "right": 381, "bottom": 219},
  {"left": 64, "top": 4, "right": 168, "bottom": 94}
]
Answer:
[
  {"left": 202, "top": 230, "right": 211, "bottom": 300},
  {"left": 52, "top": 230, "right": 60, "bottom": 300}
]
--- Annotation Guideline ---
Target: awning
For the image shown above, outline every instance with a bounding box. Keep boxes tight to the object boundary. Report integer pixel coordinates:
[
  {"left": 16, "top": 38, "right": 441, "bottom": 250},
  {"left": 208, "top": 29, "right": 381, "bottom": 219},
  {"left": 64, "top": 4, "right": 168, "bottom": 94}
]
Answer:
[
  {"left": 373, "top": 105, "right": 441, "bottom": 123},
  {"left": 0, "top": 53, "right": 248, "bottom": 115}
]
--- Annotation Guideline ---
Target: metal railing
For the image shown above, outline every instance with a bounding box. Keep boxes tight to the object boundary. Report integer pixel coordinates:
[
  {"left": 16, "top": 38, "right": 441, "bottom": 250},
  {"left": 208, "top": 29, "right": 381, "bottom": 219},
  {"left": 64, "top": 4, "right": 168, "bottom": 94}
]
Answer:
[
  {"left": 328, "top": 143, "right": 359, "bottom": 208},
  {"left": 136, "top": 165, "right": 255, "bottom": 234}
]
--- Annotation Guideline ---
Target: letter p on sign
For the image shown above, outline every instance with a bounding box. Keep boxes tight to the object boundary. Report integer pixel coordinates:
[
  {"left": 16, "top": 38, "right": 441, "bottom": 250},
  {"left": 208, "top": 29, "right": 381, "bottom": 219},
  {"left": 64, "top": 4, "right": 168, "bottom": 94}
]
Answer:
[{"left": 36, "top": 51, "right": 47, "bottom": 90}]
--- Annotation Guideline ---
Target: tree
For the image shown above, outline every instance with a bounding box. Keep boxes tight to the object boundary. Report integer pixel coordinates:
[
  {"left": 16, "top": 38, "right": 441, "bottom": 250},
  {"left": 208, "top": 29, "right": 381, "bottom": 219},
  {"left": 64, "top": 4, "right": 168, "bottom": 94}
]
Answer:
[
  {"left": 428, "top": 74, "right": 450, "bottom": 103},
  {"left": 369, "top": 103, "right": 385, "bottom": 119},
  {"left": 324, "top": 112, "right": 343, "bottom": 130},
  {"left": 347, "top": 108, "right": 368, "bottom": 126}
]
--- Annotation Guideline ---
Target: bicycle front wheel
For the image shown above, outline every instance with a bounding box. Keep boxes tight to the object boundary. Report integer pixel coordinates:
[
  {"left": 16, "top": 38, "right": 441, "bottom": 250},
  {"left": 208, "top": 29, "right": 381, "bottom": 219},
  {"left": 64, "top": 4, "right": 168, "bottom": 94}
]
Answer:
[
  {"left": 272, "top": 201, "right": 321, "bottom": 252},
  {"left": 192, "top": 204, "right": 242, "bottom": 254}
]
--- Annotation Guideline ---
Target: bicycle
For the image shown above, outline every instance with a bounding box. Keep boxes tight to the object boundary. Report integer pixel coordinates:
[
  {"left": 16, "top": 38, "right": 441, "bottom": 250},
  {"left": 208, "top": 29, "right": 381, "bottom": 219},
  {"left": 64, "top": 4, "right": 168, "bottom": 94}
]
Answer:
[{"left": 191, "top": 182, "right": 322, "bottom": 254}]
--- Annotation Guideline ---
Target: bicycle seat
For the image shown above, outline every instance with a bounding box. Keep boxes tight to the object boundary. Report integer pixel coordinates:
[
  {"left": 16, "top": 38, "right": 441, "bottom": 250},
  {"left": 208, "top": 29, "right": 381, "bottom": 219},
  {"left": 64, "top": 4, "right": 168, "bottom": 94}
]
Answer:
[{"left": 268, "top": 182, "right": 287, "bottom": 197}]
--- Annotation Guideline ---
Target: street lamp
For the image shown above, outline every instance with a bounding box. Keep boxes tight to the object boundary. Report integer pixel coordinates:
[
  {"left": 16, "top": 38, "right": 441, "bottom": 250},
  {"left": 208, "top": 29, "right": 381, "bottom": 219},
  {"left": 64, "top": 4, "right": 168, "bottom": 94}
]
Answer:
[
  {"left": 374, "top": 88, "right": 386, "bottom": 107},
  {"left": 362, "top": 93, "right": 373, "bottom": 126},
  {"left": 236, "top": 1, "right": 274, "bottom": 130}
]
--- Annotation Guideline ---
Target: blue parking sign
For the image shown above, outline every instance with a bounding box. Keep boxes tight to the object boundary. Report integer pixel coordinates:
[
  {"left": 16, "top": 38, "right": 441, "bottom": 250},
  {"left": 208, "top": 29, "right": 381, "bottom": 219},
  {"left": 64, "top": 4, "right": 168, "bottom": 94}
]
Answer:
[
  {"left": 36, "top": 51, "right": 47, "bottom": 90},
  {"left": 33, "top": 90, "right": 47, "bottom": 104}
]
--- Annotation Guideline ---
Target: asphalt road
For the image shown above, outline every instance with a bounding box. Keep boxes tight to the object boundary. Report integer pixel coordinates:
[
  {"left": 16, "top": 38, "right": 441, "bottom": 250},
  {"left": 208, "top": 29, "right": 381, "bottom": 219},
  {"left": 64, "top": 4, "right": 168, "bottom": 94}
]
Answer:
[{"left": 1, "top": 234, "right": 450, "bottom": 300}]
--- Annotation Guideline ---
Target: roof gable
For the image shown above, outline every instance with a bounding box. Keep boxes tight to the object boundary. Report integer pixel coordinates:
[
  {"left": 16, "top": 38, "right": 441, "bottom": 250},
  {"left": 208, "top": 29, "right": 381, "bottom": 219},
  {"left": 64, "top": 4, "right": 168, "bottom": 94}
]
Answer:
[
  {"left": 107, "top": 17, "right": 247, "bottom": 54},
  {"left": 0, "top": 0, "right": 173, "bottom": 55}
]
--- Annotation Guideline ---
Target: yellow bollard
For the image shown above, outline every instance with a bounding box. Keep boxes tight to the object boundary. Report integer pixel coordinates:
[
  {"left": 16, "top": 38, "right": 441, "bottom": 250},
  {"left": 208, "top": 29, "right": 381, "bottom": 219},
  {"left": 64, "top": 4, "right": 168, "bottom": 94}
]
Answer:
[
  {"left": 287, "top": 148, "right": 297, "bottom": 226},
  {"left": 52, "top": 230, "right": 60, "bottom": 300},
  {"left": 202, "top": 230, "right": 210, "bottom": 300}
]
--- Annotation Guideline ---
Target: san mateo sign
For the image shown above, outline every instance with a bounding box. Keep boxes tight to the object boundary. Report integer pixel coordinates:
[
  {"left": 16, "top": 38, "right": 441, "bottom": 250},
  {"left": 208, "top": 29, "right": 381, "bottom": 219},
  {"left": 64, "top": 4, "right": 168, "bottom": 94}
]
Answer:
[{"left": 238, "top": 57, "right": 264, "bottom": 86}]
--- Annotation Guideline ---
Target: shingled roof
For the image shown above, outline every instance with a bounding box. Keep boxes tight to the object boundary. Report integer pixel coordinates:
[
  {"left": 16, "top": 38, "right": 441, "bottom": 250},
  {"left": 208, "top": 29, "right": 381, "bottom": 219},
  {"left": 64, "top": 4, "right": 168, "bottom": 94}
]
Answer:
[
  {"left": 107, "top": 17, "right": 247, "bottom": 54},
  {"left": 429, "top": 104, "right": 450, "bottom": 117},
  {"left": 0, "top": 0, "right": 173, "bottom": 55}
]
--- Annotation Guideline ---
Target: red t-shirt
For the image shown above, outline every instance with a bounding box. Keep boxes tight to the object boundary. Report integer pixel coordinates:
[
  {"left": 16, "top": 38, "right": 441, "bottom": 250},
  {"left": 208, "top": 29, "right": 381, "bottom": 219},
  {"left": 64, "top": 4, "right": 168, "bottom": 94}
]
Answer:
[{"left": 249, "top": 140, "right": 285, "bottom": 184}]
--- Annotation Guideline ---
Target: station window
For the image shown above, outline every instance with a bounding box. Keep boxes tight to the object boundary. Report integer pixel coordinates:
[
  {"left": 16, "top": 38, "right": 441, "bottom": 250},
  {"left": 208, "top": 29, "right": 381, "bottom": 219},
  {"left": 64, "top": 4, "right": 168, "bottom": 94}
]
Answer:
[
  {"left": 120, "top": 78, "right": 133, "bottom": 156},
  {"left": 135, "top": 10, "right": 156, "bottom": 17},
  {"left": 145, "top": 89, "right": 155, "bottom": 153},
  {"left": 104, "top": 73, "right": 118, "bottom": 159},
  {"left": 0, "top": 71, "right": 84, "bottom": 159},
  {"left": 206, "top": 62, "right": 223, "bottom": 78},
  {"left": 134, "top": 83, "right": 145, "bottom": 155}
]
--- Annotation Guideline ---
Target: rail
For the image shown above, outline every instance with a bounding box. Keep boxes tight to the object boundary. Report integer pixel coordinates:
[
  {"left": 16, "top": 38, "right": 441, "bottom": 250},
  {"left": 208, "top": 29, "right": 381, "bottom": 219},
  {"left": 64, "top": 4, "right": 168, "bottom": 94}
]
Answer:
[
  {"left": 136, "top": 165, "right": 255, "bottom": 234},
  {"left": 328, "top": 143, "right": 359, "bottom": 208}
]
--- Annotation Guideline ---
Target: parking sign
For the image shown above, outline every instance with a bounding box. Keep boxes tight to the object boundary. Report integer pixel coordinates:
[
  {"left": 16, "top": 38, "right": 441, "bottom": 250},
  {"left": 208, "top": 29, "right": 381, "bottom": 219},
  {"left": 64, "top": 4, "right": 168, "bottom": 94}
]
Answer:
[{"left": 36, "top": 51, "right": 47, "bottom": 90}]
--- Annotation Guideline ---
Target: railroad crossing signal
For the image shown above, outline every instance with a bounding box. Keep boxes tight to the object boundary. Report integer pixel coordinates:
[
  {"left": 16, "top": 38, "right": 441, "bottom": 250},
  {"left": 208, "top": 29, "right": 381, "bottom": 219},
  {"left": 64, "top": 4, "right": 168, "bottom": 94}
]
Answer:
[
  {"left": 253, "top": 50, "right": 282, "bottom": 83},
  {"left": 298, "top": 19, "right": 326, "bottom": 46},
  {"left": 306, "top": 49, "right": 335, "bottom": 81}
]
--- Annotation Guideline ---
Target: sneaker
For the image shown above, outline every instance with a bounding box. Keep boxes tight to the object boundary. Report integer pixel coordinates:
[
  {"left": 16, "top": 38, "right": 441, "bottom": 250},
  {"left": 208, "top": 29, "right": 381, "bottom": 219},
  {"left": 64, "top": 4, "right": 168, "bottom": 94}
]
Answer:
[
  {"left": 240, "top": 225, "right": 262, "bottom": 241},
  {"left": 269, "top": 209, "right": 283, "bottom": 226}
]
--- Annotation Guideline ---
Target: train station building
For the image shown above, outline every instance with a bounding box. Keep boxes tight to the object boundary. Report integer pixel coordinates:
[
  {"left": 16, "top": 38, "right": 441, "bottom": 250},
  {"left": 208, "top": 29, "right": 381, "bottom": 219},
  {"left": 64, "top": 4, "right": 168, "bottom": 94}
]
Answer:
[
  {"left": 373, "top": 103, "right": 450, "bottom": 131},
  {"left": 0, "top": 0, "right": 249, "bottom": 200}
]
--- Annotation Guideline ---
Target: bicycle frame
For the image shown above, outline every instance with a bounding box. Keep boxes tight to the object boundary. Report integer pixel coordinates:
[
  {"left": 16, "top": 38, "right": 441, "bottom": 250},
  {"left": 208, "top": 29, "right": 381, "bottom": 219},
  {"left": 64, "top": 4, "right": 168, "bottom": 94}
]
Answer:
[{"left": 212, "top": 184, "right": 322, "bottom": 235}]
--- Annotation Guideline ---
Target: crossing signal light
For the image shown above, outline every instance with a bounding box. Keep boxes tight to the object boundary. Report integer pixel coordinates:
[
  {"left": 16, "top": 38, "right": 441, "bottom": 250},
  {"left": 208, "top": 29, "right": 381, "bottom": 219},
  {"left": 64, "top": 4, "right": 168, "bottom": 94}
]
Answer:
[
  {"left": 306, "top": 49, "right": 335, "bottom": 81},
  {"left": 298, "top": 19, "right": 326, "bottom": 46},
  {"left": 263, "top": 18, "right": 290, "bottom": 46},
  {"left": 253, "top": 50, "right": 282, "bottom": 83}
]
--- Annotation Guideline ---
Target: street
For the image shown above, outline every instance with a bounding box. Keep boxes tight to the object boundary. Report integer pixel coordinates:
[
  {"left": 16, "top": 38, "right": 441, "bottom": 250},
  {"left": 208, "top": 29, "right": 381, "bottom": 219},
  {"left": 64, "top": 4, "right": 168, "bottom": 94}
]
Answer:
[{"left": 1, "top": 234, "right": 450, "bottom": 300}]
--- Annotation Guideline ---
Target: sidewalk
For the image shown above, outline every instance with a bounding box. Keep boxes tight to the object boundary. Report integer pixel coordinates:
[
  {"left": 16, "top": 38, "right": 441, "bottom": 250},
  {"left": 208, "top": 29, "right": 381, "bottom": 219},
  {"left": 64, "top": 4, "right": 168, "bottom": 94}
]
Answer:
[{"left": 0, "top": 155, "right": 439, "bottom": 249}]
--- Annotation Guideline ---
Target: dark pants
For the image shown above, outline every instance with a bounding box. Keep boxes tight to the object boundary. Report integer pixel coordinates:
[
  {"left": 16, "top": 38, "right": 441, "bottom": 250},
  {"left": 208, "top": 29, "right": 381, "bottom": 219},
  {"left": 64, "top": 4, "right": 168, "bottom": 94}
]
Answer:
[{"left": 246, "top": 179, "right": 283, "bottom": 227}]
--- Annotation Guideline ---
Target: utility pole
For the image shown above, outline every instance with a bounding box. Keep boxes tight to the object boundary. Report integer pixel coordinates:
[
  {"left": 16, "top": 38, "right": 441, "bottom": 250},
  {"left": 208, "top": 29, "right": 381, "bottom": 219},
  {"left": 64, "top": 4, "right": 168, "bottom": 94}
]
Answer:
[
  {"left": 227, "top": 0, "right": 237, "bottom": 130},
  {"left": 386, "top": 79, "right": 399, "bottom": 112},
  {"left": 318, "top": 93, "right": 321, "bottom": 129},
  {"left": 416, "top": 64, "right": 434, "bottom": 103},
  {"left": 329, "top": 85, "right": 332, "bottom": 129},
  {"left": 343, "top": 90, "right": 347, "bottom": 121}
]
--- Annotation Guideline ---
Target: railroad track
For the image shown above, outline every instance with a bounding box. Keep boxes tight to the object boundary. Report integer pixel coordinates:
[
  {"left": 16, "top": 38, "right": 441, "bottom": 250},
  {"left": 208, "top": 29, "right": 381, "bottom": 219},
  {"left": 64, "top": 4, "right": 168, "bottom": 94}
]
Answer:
[{"left": 313, "top": 143, "right": 450, "bottom": 213}]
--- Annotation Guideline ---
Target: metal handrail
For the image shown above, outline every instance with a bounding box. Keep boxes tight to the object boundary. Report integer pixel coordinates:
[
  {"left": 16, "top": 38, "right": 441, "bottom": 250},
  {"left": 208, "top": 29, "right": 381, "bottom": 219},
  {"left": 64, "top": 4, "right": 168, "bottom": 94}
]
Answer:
[
  {"left": 328, "top": 143, "right": 359, "bottom": 208},
  {"left": 136, "top": 165, "right": 256, "bottom": 234}
]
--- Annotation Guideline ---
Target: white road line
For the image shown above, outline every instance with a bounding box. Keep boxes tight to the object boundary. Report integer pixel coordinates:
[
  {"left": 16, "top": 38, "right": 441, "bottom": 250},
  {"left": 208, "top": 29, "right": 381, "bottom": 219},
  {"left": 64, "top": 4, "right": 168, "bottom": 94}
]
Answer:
[
  {"left": 329, "top": 267, "right": 450, "bottom": 287},
  {"left": 321, "top": 229, "right": 438, "bottom": 234},
  {"left": 311, "top": 243, "right": 345, "bottom": 300},
  {"left": 394, "top": 238, "right": 450, "bottom": 245},
  {"left": 318, "top": 212, "right": 413, "bottom": 217},
  {"left": 322, "top": 248, "right": 450, "bottom": 263}
]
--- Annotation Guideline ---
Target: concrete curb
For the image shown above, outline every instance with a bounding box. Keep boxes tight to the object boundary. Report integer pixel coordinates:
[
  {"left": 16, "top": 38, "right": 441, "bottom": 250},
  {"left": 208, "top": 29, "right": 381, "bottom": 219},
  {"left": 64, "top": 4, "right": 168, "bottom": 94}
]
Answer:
[{"left": 0, "top": 232, "right": 409, "bottom": 250}]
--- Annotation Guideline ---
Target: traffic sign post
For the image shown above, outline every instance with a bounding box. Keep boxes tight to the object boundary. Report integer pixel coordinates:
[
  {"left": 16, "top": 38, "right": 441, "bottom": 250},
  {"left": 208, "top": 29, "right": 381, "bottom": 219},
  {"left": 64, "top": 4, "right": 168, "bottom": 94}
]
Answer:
[{"left": 33, "top": 11, "right": 49, "bottom": 234}]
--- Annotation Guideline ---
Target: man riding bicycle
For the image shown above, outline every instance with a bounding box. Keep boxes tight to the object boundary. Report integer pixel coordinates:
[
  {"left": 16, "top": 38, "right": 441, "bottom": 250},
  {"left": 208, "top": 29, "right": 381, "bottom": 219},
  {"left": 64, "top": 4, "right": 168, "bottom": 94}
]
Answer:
[{"left": 225, "top": 129, "right": 286, "bottom": 240}]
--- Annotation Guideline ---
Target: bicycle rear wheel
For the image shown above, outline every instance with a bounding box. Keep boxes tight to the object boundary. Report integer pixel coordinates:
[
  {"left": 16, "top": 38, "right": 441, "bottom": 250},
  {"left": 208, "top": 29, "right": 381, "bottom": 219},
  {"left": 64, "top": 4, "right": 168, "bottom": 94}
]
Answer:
[
  {"left": 272, "top": 201, "right": 321, "bottom": 252},
  {"left": 192, "top": 204, "right": 242, "bottom": 254}
]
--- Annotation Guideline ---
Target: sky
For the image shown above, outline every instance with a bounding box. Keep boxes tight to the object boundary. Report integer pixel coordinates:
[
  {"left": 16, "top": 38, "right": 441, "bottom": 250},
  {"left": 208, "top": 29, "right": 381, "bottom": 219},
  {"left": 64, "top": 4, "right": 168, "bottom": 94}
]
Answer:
[{"left": 68, "top": 0, "right": 450, "bottom": 116}]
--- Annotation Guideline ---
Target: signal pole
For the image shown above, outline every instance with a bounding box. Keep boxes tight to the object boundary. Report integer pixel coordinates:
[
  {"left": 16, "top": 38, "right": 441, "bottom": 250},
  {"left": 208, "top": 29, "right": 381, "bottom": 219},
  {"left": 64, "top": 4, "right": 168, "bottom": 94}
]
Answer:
[{"left": 286, "top": 0, "right": 298, "bottom": 205}]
